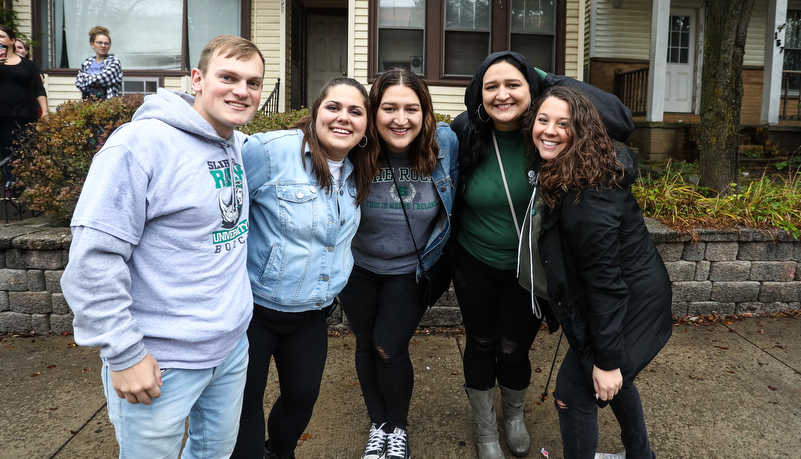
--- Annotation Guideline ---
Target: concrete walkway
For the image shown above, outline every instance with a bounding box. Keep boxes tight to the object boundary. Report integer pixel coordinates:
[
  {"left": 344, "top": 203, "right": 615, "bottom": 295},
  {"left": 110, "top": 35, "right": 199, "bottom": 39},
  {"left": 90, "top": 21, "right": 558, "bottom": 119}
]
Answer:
[{"left": 1, "top": 317, "right": 799, "bottom": 458}]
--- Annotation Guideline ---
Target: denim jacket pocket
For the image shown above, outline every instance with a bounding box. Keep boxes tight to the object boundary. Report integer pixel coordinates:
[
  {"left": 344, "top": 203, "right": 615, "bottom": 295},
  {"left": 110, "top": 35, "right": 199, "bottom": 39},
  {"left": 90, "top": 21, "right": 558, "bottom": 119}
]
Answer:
[{"left": 276, "top": 184, "right": 319, "bottom": 237}]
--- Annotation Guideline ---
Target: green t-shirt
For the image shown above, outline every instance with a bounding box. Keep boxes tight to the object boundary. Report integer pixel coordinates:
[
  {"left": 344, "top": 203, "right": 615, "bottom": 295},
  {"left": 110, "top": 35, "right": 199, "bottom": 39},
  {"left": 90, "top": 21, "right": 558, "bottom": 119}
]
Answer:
[{"left": 457, "top": 129, "right": 534, "bottom": 270}]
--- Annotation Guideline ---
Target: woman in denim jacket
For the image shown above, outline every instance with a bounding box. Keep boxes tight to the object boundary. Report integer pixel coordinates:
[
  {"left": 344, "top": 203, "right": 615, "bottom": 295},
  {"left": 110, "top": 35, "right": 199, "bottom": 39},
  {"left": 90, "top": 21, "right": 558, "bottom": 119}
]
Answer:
[
  {"left": 232, "top": 78, "right": 378, "bottom": 459},
  {"left": 338, "top": 68, "right": 458, "bottom": 459}
]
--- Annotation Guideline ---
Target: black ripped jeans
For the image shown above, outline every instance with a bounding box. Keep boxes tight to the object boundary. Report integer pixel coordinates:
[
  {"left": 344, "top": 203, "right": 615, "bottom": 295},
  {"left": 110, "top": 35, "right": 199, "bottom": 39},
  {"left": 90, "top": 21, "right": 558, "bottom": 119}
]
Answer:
[
  {"left": 232, "top": 305, "right": 328, "bottom": 459},
  {"left": 339, "top": 264, "right": 428, "bottom": 431},
  {"left": 452, "top": 242, "right": 543, "bottom": 391}
]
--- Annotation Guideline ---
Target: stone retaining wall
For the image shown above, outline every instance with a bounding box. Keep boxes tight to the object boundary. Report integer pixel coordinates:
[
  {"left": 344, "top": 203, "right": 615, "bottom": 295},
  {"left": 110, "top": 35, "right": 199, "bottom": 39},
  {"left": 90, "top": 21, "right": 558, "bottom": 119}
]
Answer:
[{"left": 0, "top": 218, "right": 798, "bottom": 334}]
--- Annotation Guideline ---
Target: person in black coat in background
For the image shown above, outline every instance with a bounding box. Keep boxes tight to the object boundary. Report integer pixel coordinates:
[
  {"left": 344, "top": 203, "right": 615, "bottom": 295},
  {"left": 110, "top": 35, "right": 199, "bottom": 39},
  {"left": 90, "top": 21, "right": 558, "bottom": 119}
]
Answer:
[{"left": 523, "top": 86, "right": 672, "bottom": 459}]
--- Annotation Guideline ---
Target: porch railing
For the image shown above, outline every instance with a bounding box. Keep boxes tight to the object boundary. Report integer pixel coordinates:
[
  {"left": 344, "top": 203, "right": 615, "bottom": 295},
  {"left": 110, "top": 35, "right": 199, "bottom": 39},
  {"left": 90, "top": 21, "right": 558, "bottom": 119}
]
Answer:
[
  {"left": 260, "top": 78, "right": 281, "bottom": 114},
  {"left": 781, "top": 70, "right": 801, "bottom": 120},
  {"left": 614, "top": 67, "right": 649, "bottom": 117}
]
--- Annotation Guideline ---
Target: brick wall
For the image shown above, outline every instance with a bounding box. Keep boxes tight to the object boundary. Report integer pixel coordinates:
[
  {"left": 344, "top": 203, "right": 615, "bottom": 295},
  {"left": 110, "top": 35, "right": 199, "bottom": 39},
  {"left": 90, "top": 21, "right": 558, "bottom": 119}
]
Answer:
[{"left": 1, "top": 219, "right": 798, "bottom": 334}]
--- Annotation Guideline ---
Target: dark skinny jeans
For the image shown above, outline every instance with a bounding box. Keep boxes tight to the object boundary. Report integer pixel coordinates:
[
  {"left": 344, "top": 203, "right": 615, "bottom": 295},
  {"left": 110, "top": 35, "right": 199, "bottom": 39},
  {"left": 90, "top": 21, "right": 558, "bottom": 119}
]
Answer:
[
  {"left": 339, "top": 264, "right": 428, "bottom": 431},
  {"left": 554, "top": 348, "right": 656, "bottom": 459},
  {"left": 231, "top": 305, "right": 328, "bottom": 459},
  {"left": 452, "top": 242, "right": 543, "bottom": 391}
]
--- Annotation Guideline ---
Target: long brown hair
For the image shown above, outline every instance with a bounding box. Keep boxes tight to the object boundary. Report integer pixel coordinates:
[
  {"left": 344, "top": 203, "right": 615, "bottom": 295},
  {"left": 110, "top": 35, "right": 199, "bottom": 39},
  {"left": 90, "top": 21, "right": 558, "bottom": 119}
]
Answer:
[
  {"left": 290, "top": 78, "right": 377, "bottom": 204},
  {"left": 367, "top": 68, "right": 438, "bottom": 177},
  {"left": 524, "top": 86, "right": 622, "bottom": 210}
]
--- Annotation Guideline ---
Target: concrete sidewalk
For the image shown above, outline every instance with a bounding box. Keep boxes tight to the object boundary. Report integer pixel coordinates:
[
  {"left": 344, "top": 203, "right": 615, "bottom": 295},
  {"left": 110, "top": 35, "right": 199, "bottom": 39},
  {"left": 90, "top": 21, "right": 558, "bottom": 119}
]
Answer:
[{"left": 1, "top": 317, "right": 799, "bottom": 458}]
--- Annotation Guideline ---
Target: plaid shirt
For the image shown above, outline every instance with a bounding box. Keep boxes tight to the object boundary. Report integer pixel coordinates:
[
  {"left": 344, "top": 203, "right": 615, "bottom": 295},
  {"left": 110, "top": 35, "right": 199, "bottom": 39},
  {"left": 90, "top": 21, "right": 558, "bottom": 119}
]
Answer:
[{"left": 75, "top": 54, "right": 123, "bottom": 99}]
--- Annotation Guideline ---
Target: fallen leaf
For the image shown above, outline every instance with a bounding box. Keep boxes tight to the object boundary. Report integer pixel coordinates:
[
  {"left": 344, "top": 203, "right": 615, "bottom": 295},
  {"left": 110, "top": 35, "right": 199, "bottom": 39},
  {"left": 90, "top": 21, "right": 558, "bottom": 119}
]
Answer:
[
  {"left": 300, "top": 433, "right": 312, "bottom": 442},
  {"left": 768, "top": 386, "right": 777, "bottom": 391},
  {"left": 31, "top": 372, "right": 41, "bottom": 377}
]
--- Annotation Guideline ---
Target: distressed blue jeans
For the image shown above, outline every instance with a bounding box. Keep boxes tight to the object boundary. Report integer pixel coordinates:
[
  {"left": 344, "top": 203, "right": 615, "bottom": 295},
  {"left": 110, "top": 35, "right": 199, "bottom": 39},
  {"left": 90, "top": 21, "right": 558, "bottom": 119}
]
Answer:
[
  {"left": 102, "top": 334, "right": 249, "bottom": 459},
  {"left": 554, "top": 348, "right": 656, "bottom": 459}
]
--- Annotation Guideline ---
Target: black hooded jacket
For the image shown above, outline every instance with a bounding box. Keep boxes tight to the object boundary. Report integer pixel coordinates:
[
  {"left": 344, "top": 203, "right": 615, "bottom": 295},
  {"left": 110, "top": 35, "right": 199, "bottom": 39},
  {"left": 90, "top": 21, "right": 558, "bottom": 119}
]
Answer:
[{"left": 538, "top": 144, "right": 672, "bottom": 387}]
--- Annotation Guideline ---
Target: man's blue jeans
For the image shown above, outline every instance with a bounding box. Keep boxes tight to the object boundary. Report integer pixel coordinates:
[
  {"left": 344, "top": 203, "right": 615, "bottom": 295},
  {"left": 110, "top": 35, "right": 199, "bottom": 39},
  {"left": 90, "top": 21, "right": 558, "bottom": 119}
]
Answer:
[{"left": 101, "top": 334, "right": 249, "bottom": 458}]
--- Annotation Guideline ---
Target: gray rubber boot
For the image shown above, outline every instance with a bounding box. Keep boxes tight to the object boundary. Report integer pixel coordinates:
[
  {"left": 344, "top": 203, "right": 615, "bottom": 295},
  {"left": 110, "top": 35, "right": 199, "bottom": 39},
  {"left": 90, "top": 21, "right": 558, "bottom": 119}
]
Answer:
[
  {"left": 500, "top": 385, "right": 531, "bottom": 457},
  {"left": 464, "top": 386, "right": 505, "bottom": 459}
]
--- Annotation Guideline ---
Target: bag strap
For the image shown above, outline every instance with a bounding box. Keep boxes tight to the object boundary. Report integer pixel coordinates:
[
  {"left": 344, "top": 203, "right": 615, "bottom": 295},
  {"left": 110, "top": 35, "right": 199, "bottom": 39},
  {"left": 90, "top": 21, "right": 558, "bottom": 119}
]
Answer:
[
  {"left": 385, "top": 155, "right": 424, "bottom": 268},
  {"left": 491, "top": 131, "right": 521, "bottom": 239}
]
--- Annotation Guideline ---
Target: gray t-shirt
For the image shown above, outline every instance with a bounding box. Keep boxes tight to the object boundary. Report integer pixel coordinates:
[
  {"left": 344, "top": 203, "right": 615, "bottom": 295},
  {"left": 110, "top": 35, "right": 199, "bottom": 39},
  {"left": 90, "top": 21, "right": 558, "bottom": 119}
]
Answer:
[{"left": 352, "top": 152, "right": 440, "bottom": 274}]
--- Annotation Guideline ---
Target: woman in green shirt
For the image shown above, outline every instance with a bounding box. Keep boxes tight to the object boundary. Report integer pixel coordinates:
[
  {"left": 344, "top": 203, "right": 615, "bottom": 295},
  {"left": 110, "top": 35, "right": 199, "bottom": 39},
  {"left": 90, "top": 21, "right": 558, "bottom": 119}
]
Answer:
[{"left": 449, "top": 51, "right": 634, "bottom": 459}]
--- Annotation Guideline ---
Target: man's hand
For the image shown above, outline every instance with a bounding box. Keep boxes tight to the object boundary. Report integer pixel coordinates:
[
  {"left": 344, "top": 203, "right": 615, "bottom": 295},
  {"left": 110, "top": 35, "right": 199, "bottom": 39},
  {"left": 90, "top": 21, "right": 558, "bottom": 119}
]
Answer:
[
  {"left": 110, "top": 352, "right": 163, "bottom": 405},
  {"left": 592, "top": 365, "right": 622, "bottom": 401}
]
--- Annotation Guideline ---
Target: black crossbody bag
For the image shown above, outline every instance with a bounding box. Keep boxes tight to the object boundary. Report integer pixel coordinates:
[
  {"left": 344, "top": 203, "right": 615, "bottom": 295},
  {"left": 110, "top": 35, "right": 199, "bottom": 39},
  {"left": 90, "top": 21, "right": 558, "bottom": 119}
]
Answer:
[{"left": 386, "top": 156, "right": 452, "bottom": 307}]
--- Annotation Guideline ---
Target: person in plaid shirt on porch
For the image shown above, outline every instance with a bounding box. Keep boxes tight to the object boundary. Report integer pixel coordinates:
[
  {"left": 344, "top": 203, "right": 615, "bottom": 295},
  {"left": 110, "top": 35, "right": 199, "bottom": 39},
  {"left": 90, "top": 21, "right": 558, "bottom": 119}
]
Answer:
[{"left": 75, "top": 26, "right": 122, "bottom": 100}]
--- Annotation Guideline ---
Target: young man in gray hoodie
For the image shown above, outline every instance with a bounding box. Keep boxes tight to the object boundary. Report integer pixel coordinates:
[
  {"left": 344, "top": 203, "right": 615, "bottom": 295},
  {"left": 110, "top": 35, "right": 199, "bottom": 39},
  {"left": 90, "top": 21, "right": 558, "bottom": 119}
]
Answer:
[{"left": 61, "top": 35, "right": 264, "bottom": 458}]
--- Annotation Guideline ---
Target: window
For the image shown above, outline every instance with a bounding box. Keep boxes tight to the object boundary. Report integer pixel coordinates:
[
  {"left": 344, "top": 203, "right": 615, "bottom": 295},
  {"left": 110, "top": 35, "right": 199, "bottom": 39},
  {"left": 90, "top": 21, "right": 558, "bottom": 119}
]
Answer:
[
  {"left": 784, "top": 10, "right": 801, "bottom": 93},
  {"left": 377, "top": 0, "right": 426, "bottom": 74},
  {"left": 509, "top": 0, "right": 556, "bottom": 72},
  {"left": 122, "top": 77, "right": 160, "bottom": 96},
  {"left": 667, "top": 15, "right": 691, "bottom": 64},
  {"left": 38, "top": 0, "right": 243, "bottom": 71},
  {"left": 370, "top": 0, "right": 564, "bottom": 82},
  {"left": 443, "top": 0, "right": 490, "bottom": 76}
]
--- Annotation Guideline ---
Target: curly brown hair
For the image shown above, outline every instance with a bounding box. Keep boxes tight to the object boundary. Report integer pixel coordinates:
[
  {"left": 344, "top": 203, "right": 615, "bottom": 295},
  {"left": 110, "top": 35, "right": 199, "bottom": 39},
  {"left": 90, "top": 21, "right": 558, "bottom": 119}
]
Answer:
[{"left": 523, "top": 86, "right": 623, "bottom": 210}]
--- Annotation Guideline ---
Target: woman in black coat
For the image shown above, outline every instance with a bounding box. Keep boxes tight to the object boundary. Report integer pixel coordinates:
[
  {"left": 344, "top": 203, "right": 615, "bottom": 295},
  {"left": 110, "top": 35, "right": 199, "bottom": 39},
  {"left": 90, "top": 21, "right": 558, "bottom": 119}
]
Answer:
[
  {"left": 525, "top": 86, "right": 672, "bottom": 459},
  {"left": 449, "top": 51, "right": 635, "bottom": 459}
]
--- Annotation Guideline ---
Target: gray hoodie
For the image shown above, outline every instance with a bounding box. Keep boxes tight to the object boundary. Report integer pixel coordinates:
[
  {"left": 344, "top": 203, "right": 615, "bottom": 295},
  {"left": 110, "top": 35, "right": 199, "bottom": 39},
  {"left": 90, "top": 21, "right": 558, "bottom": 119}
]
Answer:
[{"left": 61, "top": 88, "right": 252, "bottom": 371}]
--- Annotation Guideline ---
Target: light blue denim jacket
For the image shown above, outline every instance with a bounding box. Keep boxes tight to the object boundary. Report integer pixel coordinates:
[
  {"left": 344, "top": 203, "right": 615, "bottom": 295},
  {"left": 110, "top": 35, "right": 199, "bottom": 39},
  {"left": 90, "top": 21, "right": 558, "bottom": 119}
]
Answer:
[
  {"left": 242, "top": 129, "right": 360, "bottom": 312},
  {"left": 416, "top": 122, "right": 459, "bottom": 280}
]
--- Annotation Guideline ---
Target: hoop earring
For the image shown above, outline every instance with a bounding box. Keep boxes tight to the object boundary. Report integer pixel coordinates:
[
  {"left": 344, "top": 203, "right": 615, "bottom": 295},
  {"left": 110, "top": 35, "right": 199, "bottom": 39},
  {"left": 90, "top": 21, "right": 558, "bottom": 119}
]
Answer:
[
  {"left": 358, "top": 136, "right": 368, "bottom": 148},
  {"left": 476, "top": 104, "right": 490, "bottom": 123}
]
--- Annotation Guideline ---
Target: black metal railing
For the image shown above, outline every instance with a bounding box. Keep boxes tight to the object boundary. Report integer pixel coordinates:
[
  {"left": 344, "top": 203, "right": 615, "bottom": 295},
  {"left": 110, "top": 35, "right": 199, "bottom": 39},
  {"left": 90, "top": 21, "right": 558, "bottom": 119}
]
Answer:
[
  {"left": 260, "top": 78, "right": 281, "bottom": 114},
  {"left": 614, "top": 67, "right": 649, "bottom": 117},
  {"left": 780, "top": 70, "right": 801, "bottom": 120}
]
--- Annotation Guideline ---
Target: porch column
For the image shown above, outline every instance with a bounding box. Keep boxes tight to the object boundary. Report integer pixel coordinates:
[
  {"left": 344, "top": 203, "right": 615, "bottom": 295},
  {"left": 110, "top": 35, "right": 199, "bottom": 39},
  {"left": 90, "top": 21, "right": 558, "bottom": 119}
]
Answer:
[
  {"left": 646, "top": 0, "right": 670, "bottom": 122},
  {"left": 761, "top": 0, "right": 787, "bottom": 125}
]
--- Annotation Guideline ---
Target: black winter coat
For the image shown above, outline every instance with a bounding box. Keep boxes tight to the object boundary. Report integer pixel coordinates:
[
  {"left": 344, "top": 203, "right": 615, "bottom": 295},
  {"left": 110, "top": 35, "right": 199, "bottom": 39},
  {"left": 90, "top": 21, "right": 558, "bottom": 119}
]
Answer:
[{"left": 538, "top": 145, "right": 672, "bottom": 387}]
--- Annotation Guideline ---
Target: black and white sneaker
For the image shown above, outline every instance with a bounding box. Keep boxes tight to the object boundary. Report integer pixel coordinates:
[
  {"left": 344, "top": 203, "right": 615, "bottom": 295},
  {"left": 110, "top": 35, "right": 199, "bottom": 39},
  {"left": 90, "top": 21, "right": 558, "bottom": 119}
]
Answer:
[
  {"left": 362, "top": 423, "right": 388, "bottom": 459},
  {"left": 385, "top": 427, "right": 410, "bottom": 459}
]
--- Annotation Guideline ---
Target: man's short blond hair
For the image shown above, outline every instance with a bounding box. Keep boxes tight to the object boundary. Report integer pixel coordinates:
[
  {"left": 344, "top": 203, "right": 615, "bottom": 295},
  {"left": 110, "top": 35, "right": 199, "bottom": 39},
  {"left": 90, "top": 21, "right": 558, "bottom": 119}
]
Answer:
[{"left": 197, "top": 35, "right": 265, "bottom": 76}]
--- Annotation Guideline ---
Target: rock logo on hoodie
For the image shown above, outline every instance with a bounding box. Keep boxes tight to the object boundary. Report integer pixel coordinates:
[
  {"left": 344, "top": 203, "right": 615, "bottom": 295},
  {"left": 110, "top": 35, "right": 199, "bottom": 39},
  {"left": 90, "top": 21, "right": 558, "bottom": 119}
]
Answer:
[{"left": 208, "top": 159, "right": 248, "bottom": 253}]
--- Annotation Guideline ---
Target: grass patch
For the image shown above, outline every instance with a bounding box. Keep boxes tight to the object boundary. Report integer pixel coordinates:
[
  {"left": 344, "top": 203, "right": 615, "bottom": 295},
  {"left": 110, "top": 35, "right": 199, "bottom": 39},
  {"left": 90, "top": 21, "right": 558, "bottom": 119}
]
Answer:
[{"left": 633, "top": 161, "right": 801, "bottom": 237}]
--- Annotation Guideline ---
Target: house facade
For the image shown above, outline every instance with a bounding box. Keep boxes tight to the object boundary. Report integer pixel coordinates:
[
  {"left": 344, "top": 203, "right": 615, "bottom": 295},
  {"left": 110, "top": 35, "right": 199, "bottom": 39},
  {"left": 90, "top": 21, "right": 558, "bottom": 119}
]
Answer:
[
  {"left": 10, "top": 0, "right": 799, "bottom": 159},
  {"left": 585, "top": 0, "right": 801, "bottom": 159},
  {"left": 12, "top": 0, "right": 583, "bottom": 119}
]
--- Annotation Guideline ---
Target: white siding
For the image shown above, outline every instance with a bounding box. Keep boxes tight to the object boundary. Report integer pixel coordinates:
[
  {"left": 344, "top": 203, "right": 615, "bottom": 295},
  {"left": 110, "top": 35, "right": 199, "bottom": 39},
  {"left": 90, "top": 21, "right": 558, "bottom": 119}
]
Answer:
[
  {"left": 163, "top": 76, "right": 190, "bottom": 93},
  {"left": 566, "top": 0, "right": 585, "bottom": 79},
  {"left": 592, "top": 0, "right": 654, "bottom": 60},
  {"left": 252, "top": 0, "right": 283, "bottom": 110},
  {"left": 12, "top": 0, "right": 33, "bottom": 39},
  {"left": 43, "top": 76, "right": 82, "bottom": 109},
  {"left": 354, "top": 0, "right": 369, "bottom": 82},
  {"left": 592, "top": 0, "right": 769, "bottom": 67},
  {"left": 744, "top": 1, "right": 767, "bottom": 67},
  {"left": 429, "top": 86, "right": 467, "bottom": 119}
]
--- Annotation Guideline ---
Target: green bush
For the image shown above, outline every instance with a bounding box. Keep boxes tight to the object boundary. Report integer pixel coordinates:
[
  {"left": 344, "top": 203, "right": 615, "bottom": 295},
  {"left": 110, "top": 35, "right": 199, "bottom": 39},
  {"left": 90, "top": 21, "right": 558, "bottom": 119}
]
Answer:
[
  {"left": 13, "top": 95, "right": 145, "bottom": 218},
  {"left": 239, "top": 109, "right": 310, "bottom": 135}
]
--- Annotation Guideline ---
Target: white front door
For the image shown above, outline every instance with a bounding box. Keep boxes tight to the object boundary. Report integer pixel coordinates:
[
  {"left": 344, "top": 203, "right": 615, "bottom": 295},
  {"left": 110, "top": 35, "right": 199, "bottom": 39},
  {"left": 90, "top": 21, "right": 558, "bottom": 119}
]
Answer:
[
  {"left": 664, "top": 10, "right": 695, "bottom": 113},
  {"left": 306, "top": 13, "right": 347, "bottom": 108}
]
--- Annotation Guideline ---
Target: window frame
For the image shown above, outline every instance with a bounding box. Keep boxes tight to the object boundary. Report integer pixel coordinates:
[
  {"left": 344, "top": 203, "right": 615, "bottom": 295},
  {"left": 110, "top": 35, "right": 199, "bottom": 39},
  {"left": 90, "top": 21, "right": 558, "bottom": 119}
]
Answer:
[
  {"left": 31, "top": 0, "right": 252, "bottom": 77},
  {"left": 368, "top": 0, "right": 566, "bottom": 85}
]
